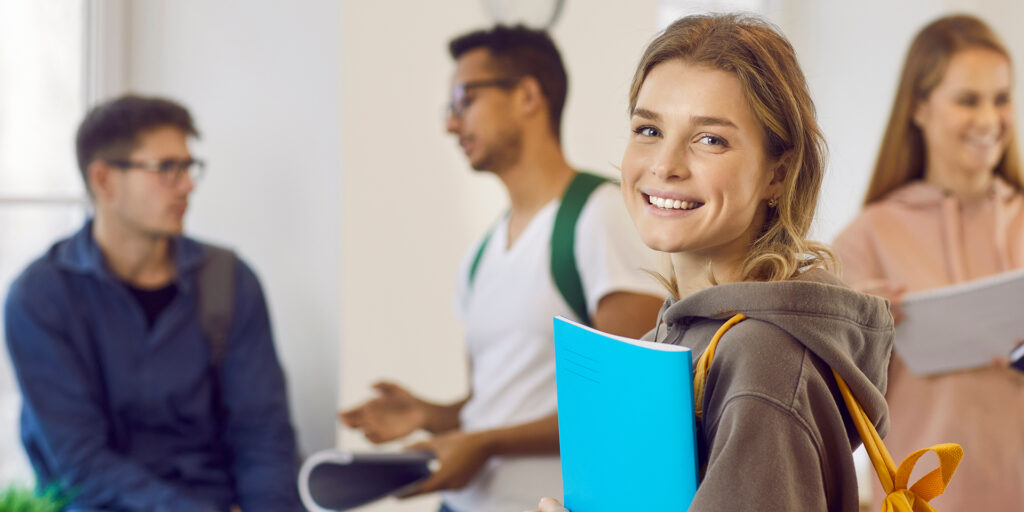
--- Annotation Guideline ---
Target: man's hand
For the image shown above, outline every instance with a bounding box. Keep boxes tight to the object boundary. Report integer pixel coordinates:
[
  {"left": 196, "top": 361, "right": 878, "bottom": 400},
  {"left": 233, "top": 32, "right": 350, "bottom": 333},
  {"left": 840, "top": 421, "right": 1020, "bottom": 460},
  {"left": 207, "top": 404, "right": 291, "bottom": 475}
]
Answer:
[
  {"left": 525, "top": 498, "right": 569, "bottom": 512},
  {"left": 339, "top": 381, "right": 428, "bottom": 443},
  {"left": 401, "top": 430, "right": 492, "bottom": 496},
  {"left": 992, "top": 339, "right": 1024, "bottom": 369}
]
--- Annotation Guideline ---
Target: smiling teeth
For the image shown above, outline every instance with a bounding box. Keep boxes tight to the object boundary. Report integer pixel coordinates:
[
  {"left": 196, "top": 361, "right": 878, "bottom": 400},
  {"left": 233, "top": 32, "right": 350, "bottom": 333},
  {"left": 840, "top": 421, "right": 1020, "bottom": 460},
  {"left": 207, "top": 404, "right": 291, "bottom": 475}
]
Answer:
[
  {"left": 966, "top": 135, "right": 999, "bottom": 145},
  {"left": 649, "top": 195, "right": 701, "bottom": 210}
]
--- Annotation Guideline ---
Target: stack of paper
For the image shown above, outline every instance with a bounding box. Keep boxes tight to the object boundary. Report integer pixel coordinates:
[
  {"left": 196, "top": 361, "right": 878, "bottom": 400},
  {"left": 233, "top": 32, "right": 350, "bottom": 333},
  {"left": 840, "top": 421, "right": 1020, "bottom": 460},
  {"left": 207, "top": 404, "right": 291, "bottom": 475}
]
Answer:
[{"left": 896, "top": 268, "right": 1024, "bottom": 375}]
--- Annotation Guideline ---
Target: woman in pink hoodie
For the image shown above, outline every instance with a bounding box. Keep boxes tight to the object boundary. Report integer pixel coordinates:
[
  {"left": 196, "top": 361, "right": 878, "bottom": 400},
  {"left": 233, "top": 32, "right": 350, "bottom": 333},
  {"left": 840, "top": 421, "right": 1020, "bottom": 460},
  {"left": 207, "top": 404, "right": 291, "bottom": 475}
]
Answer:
[{"left": 834, "top": 14, "right": 1024, "bottom": 510}]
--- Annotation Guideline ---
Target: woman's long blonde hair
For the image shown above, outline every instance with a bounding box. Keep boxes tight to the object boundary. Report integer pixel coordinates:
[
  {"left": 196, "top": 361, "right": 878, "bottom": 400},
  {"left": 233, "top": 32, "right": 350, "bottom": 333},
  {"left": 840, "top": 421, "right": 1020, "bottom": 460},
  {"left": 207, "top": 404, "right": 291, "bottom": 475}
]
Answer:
[
  {"left": 630, "top": 13, "right": 834, "bottom": 288},
  {"left": 864, "top": 14, "right": 1022, "bottom": 204}
]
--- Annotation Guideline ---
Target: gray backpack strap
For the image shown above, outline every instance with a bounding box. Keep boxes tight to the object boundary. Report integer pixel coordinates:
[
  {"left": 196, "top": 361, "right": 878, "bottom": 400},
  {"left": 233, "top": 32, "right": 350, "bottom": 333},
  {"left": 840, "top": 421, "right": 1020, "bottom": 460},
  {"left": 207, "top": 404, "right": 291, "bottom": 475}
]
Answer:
[{"left": 197, "top": 243, "right": 237, "bottom": 368}]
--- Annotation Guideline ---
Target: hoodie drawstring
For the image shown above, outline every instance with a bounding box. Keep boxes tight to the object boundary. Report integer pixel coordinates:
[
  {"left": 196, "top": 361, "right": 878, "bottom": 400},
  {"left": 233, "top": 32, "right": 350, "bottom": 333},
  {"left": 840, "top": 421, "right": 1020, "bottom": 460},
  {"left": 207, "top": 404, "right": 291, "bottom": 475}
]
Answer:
[
  {"left": 993, "top": 188, "right": 1016, "bottom": 272},
  {"left": 940, "top": 196, "right": 968, "bottom": 283}
]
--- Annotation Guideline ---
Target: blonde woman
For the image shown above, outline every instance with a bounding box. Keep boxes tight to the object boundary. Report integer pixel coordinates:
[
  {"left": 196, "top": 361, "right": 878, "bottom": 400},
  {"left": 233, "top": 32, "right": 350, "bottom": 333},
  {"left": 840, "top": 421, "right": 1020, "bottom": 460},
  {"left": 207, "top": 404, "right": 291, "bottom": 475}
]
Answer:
[
  {"left": 531, "top": 14, "right": 893, "bottom": 511},
  {"left": 834, "top": 14, "right": 1024, "bottom": 510}
]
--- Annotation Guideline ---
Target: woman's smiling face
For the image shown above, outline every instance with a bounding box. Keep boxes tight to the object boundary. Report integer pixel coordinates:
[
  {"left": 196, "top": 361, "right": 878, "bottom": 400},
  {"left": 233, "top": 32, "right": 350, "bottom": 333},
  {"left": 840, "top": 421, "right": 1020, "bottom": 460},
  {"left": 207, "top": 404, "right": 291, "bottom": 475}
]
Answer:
[
  {"left": 621, "top": 59, "right": 779, "bottom": 259},
  {"left": 915, "top": 48, "right": 1014, "bottom": 186}
]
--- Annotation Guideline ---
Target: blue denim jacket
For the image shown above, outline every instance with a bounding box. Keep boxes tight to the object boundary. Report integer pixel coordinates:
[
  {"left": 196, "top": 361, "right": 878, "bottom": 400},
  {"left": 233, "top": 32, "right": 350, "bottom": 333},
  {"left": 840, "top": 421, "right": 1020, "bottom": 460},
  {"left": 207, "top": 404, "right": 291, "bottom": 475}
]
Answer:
[{"left": 4, "top": 220, "right": 303, "bottom": 511}]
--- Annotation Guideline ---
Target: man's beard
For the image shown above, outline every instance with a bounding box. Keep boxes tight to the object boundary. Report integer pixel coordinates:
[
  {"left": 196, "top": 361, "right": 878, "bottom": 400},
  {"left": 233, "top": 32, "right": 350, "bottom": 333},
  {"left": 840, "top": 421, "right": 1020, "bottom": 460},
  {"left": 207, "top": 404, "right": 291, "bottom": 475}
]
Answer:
[{"left": 471, "top": 128, "right": 524, "bottom": 173}]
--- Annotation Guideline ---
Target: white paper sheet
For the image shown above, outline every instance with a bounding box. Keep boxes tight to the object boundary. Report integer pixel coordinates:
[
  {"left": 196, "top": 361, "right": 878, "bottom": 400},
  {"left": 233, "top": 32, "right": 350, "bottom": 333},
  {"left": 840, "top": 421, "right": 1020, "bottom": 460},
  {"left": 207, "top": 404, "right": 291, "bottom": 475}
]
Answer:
[{"left": 895, "top": 268, "right": 1024, "bottom": 375}]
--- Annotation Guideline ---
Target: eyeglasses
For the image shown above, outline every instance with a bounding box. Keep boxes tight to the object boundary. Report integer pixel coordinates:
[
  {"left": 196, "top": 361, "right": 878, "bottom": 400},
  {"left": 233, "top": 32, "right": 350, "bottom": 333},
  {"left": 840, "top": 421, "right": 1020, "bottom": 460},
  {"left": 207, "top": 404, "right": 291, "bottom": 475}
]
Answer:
[
  {"left": 105, "top": 158, "right": 206, "bottom": 185},
  {"left": 446, "top": 78, "right": 521, "bottom": 119}
]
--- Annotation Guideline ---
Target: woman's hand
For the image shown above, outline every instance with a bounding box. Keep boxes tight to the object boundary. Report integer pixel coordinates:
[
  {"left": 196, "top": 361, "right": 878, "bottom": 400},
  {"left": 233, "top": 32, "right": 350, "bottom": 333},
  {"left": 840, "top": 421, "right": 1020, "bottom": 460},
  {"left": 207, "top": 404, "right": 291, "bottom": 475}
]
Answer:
[
  {"left": 524, "top": 497, "right": 569, "bottom": 512},
  {"left": 854, "top": 279, "right": 906, "bottom": 325}
]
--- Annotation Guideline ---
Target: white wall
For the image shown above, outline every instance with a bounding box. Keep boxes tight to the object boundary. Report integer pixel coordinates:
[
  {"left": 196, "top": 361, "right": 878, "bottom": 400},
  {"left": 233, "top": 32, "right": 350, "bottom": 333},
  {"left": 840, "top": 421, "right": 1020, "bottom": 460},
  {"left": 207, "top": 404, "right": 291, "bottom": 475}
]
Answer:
[{"left": 126, "top": 0, "right": 342, "bottom": 456}]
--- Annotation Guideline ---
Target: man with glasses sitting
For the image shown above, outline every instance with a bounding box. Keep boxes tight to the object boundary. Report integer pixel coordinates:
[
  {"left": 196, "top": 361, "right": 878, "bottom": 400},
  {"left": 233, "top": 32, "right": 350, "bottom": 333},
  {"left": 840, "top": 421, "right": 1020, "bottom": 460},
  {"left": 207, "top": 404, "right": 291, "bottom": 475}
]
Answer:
[
  {"left": 4, "top": 95, "right": 303, "bottom": 511},
  {"left": 340, "top": 25, "right": 665, "bottom": 512}
]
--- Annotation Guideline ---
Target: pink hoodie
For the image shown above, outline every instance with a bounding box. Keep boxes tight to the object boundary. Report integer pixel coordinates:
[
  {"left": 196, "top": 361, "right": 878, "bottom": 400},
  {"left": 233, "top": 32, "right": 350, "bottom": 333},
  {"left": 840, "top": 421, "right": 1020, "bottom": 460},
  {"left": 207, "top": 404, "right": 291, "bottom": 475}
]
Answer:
[{"left": 834, "top": 177, "right": 1024, "bottom": 511}]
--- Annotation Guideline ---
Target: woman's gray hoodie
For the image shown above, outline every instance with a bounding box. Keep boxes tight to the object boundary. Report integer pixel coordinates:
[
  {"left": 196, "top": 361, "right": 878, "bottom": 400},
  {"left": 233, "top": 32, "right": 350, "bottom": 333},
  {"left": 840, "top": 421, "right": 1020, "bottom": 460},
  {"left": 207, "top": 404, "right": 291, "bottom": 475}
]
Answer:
[{"left": 647, "top": 268, "right": 893, "bottom": 511}]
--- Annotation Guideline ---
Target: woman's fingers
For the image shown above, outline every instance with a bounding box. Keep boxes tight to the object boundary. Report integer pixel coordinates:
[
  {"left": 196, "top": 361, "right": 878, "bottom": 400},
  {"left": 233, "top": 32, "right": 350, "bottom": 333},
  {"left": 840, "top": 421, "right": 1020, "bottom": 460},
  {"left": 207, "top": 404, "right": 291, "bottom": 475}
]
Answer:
[{"left": 538, "top": 497, "right": 568, "bottom": 512}]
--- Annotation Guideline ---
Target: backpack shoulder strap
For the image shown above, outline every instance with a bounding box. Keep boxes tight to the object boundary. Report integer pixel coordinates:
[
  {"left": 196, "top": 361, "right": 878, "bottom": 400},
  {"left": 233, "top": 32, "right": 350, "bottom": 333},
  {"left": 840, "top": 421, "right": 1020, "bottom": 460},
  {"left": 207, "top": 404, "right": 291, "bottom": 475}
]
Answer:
[
  {"left": 693, "top": 313, "right": 747, "bottom": 421},
  {"left": 468, "top": 227, "right": 497, "bottom": 288},
  {"left": 550, "top": 171, "right": 610, "bottom": 326},
  {"left": 467, "top": 211, "right": 510, "bottom": 288},
  {"left": 694, "top": 313, "right": 963, "bottom": 510},
  {"left": 197, "top": 243, "right": 238, "bottom": 368},
  {"left": 832, "top": 371, "right": 962, "bottom": 511}
]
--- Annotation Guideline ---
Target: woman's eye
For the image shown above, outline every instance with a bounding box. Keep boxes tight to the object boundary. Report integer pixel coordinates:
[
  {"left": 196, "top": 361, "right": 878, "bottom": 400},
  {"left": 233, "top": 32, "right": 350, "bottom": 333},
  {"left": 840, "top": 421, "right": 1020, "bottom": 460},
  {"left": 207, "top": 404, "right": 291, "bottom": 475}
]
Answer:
[
  {"left": 957, "top": 96, "right": 979, "bottom": 107},
  {"left": 996, "top": 93, "right": 1011, "bottom": 106},
  {"left": 698, "top": 135, "right": 726, "bottom": 146},
  {"left": 634, "top": 126, "right": 660, "bottom": 137}
]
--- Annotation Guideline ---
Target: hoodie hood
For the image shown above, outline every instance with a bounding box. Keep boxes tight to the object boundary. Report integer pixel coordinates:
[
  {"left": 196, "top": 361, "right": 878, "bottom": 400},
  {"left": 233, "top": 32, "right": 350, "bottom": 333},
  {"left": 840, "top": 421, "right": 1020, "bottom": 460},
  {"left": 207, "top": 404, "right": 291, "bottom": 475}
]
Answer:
[
  {"left": 884, "top": 177, "right": 1017, "bottom": 208},
  {"left": 869, "top": 177, "right": 1019, "bottom": 283},
  {"left": 655, "top": 267, "right": 894, "bottom": 430}
]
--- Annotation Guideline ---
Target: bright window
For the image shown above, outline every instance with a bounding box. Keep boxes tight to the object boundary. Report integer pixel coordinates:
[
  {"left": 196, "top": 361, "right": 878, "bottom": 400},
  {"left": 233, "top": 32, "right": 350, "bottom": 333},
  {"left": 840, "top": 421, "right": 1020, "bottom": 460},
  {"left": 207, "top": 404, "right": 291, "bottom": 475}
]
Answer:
[{"left": 0, "top": 0, "right": 90, "bottom": 485}]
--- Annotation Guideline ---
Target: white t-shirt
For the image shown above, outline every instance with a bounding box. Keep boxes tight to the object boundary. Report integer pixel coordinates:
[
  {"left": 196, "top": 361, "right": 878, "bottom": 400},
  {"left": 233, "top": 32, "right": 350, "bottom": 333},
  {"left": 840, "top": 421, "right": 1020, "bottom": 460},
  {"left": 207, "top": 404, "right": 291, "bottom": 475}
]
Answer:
[{"left": 441, "top": 182, "right": 666, "bottom": 512}]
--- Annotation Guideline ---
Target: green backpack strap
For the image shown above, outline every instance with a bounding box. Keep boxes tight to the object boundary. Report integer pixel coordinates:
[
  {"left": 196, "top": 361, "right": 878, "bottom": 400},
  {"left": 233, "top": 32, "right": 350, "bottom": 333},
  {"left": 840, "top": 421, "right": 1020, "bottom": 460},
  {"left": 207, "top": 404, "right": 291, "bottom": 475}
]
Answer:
[
  {"left": 467, "top": 171, "right": 610, "bottom": 326},
  {"left": 468, "top": 219, "right": 500, "bottom": 287},
  {"left": 551, "top": 171, "right": 610, "bottom": 326}
]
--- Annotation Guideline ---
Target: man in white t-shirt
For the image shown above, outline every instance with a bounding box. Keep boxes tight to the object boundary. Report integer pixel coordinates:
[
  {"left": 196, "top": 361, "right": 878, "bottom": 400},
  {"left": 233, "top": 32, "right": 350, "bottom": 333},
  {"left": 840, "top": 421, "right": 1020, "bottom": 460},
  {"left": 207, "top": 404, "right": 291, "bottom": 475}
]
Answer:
[{"left": 340, "top": 25, "right": 665, "bottom": 512}]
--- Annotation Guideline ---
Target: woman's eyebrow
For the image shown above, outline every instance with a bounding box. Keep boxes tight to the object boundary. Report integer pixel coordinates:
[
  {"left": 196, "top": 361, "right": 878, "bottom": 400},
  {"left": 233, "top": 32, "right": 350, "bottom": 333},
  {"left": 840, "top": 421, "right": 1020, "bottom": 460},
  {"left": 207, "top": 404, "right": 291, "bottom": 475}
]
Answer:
[
  {"left": 691, "top": 115, "right": 737, "bottom": 128},
  {"left": 630, "top": 107, "right": 737, "bottom": 129},
  {"left": 631, "top": 107, "right": 661, "bottom": 121}
]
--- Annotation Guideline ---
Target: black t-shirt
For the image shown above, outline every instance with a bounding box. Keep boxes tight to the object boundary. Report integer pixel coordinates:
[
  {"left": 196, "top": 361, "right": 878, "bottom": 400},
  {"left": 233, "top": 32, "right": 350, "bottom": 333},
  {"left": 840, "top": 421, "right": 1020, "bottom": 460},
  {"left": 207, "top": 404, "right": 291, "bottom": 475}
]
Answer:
[{"left": 124, "top": 281, "right": 179, "bottom": 329}]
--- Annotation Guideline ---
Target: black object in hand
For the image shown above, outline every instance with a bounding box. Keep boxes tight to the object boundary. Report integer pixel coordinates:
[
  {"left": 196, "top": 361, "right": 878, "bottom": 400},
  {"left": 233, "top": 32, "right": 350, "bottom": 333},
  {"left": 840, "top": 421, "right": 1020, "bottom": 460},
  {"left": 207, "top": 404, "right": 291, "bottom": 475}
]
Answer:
[
  {"left": 299, "top": 450, "right": 434, "bottom": 511},
  {"left": 1011, "top": 343, "right": 1024, "bottom": 373}
]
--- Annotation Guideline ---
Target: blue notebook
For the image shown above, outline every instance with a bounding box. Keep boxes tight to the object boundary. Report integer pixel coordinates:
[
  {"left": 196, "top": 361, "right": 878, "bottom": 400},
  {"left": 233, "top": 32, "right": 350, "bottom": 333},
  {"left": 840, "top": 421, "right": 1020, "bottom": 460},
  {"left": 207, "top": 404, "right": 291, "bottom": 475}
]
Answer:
[{"left": 554, "top": 316, "right": 699, "bottom": 511}]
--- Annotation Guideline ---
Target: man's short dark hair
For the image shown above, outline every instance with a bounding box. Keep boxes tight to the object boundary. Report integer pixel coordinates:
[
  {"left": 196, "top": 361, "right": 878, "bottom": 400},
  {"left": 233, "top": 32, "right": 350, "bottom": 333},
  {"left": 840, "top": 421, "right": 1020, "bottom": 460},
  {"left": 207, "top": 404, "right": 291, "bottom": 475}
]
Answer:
[
  {"left": 449, "top": 25, "right": 568, "bottom": 140},
  {"left": 75, "top": 94, "right": 199, "bottom": 189}
]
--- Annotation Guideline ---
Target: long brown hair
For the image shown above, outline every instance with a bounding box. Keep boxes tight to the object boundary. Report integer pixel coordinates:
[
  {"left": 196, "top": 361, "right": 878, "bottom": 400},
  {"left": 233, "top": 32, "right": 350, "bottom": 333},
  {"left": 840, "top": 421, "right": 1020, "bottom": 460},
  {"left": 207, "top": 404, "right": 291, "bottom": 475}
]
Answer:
[
  {"left": 630, "top": 13, "right": 834, "bottom": 286},
  {"left": 864, "top": 14, "right": 1023, "bottom": 204}
]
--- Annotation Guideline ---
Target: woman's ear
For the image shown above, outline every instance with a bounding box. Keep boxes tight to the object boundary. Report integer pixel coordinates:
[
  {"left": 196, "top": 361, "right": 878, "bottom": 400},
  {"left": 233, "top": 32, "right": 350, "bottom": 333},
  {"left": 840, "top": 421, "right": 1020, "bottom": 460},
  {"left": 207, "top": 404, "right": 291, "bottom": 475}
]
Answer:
[
  {"left": 766, "top": 153, "right": 789, "bottom": 198},
  {"left": 912, "top": 97, "right": 929, "bottom": 129}
]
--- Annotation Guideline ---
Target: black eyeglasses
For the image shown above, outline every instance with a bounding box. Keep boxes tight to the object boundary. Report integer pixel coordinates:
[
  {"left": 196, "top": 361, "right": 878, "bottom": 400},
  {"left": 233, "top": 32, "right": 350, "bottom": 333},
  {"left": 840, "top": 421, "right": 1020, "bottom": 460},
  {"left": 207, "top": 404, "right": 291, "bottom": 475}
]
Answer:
[
  {"left": 446, "top": 78, "right": 521, "bottom": 119},
  {"left": 105, "top": 158, "right": 206, "bottom": 185}
]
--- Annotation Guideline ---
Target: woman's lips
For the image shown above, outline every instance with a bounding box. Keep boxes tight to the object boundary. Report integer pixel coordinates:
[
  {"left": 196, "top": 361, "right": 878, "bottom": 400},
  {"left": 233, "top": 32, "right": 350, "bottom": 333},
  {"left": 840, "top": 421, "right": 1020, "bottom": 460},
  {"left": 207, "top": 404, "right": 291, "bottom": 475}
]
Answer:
[{"left": 641, "top": 192, "right": 704, "bottom": 215}]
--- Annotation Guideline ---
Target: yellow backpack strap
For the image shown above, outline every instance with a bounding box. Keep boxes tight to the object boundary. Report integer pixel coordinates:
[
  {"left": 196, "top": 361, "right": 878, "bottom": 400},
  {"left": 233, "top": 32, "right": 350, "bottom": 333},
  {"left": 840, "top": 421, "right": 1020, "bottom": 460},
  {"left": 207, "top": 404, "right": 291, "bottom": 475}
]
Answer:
[
  {"left": 832, "top": 371, "right": 963, "bottom": 511},
  {"left": 693, "top": 313, "right": 964, "bottom": 511},
  {"left": 693, "top": 313, "right": 746, "bottom": 422}
]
